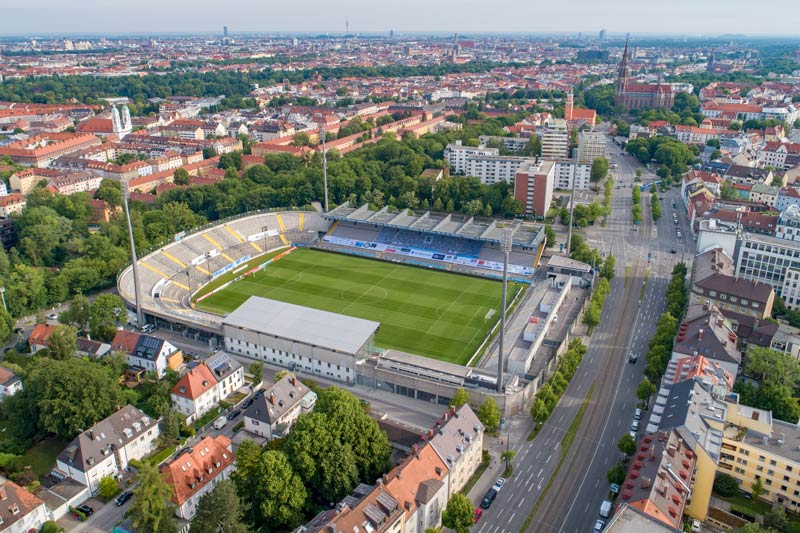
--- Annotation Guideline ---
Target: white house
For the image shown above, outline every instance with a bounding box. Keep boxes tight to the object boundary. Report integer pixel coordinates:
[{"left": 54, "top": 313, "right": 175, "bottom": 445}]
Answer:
[
  {"left": 0, "top": 476, "right": 51, "bottom": 533},
  {"left": 243, "top": 374, "right": 316, "bottom": 439},
  {"left": 0, "top": 367, "right": 22, "bottom": 399},
  {"left": 170, "top": 363, "right": 220, "bottom": 425},
  {"left": 54, "top": 405, "right": 160, "bottom": 495}
]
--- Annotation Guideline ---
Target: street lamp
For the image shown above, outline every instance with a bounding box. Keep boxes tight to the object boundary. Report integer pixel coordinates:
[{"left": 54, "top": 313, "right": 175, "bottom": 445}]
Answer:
[
  {"left": 321, "top": 127, "right": 329, "bottom": 213},
  {"left": 122, "top": 180, "right": 144, "bottom": 328},
  {"left": 185, "top": 271, "right": 192, "bottom": 305},
  {"left": 262, "top": 225, "right": 269, "bottom": 252},
  {"left": 497, "top": 227, "right": 513, "bottom": 393}
]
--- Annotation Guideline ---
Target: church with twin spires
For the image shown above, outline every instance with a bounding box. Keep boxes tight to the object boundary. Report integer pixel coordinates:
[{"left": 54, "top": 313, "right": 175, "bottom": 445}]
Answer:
[{"left": 614, "top": 36, "right": 675, "bottom": 111}]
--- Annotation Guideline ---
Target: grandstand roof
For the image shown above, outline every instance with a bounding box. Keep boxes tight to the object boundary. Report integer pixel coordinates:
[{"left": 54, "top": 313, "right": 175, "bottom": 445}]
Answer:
[
  {"left": 326, "top": 203, "right": 544, "bottom": 248},
  {"left": 223, "top": 296, "right": 380, "bottom": 355}
]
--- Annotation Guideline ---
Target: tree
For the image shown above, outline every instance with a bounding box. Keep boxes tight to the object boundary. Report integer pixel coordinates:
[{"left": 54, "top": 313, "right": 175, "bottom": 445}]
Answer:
[
  {"left": 248, "top": 361, "right": 264, "bottom": 381},
  {"left": 530, "top": 398, "right": 549, "bottom": 423},
  {"left": 59, "top": 293, "right": 91, "bottom": 331},
  {"left": 637, "top": 378, "right": 656, "bottom": 404},
  {"left": 89, "top": 294, "right": 126, "bottom": 341},
  {"left": 128, "top": 461, "right": 177, "bottom": 533},
  {"left": 450, "top": 388, "right": 470, "bottom": 408},
  {"left": 583, "top": 300, "right": 601, "bottom": 330},
  {"left": 476, "top": 398, "right": 501, "bottom": 431},
  {"left": 232, "top": 442, "right": 307, "bottom": 528},
  {"left": 442, "top": 492, "right": 474, "bottom": 533},
  {"left": 173, "top": 168, "right": 190, "bottom": 185},
  {"left": 590, "top": 158, "right": 609, "bottom": 182},
  {"left": 273, "top": 370, "right": 289, "bottom": 383},
  {"left": 191, "top": 479, "right": 248, "bottom": 533},
  {"left": 544, "top": 224, "right": 557, "bottom": 249},
  {"left": 763, "top": 509, "right": 790, "bottom": 533},
  {"left": 751, "top": 477, "right": 765, "bottom": 498},
  {"left": 98, "top": 475, "right": 120, "bottom": 501},
  {"left": 9, "top": 357, "right": 124, "bottom": 438},
  {"left": 607, "top": 462, "right": 626, "bottom": 485},
  {"left": 600, "top": 255, "right": 615, "bottom": 280},
  {"left": 713, "top": 473, "right": 740, "bottom": 497},
  {"left": 738, "top": 525, "right": 779, "bottom": 533},
  {"left": 160, "top": 409, "right": 181, "bottom": 442},
  {"left": 617, "top": 434, "right": 637, "bottom": 456},
  {"left": 46, "top": 324, "right": 77, "bottom": 360},
  {"left": 291, "top": 132, "right": 311, "bottom": 147},
  {"left": 720, "top": 180, "right": 736, "bottom": 200},
  {"left": 501, "top": 449, "right": 516, "bottom": 472}
]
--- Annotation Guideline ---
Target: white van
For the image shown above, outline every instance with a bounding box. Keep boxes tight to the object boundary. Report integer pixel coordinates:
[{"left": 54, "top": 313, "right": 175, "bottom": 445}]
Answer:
[
  {"left": 213, "top": 416, "right": 227, "bottom": 430},
  {"left": 599, "top": 500, "right": 613, "bottom": 518}
]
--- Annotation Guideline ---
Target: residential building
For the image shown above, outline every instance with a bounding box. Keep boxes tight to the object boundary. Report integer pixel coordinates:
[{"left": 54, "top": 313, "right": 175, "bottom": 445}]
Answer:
[
  {"left": 223, "top": 296, "right": 380, "bottom": 385},
  {"left": 443, "top": 141, "right": 498, "bottom": 175},
  {"left": 749, "top": 184, "right": 780, "bottom": 208},
  {"left": 243, "top": 374, "right": 315, "bottom": 439},
  {"left": 540, "top": 119, "right": 569, "bottom": 160},
  {"left": 734, "top": 231, "right": 800, "bottom": 309},
  {"left": 75, "top": 338, "right": 111, "bottom": 359},
  {"left": 384, "top": 443, "right": 450, "bottom": 533},
  {"left": 552, "top": 160, "right": 591, "bottom": 191},
  {"left": 0, "top": 133, "right": 102, "bottom": 167},
  {"left": 54, "top": 405, "right": 159, "bottom": 495},
  {"left": 671, "top": 304, "right": 741, "bottom": 378},
  {"left": 604, "top": 504, "right": 683, "bottom": 533},
  {"left": 0, "top": 476, "right": 51, "bottom": 533},
  {"left": 662, "top": 354, "right": 734, "bottom": 390},
  {"left": 759, "top": 142, "right": 800, "bottom": 171},
  {"left": 27, "top": 323, "right": 56, "bottom": 353},
  {"left": 0, "top": 367, "right": 22, "bottom": 399},
  {"left": 0, "top": 195, "right": 26, "bottom": 217},
  {"left": 575, "top": 131, "right": 606, "bottom": 164},
  {"left": 691, "top": 247, "right": 775, "bottom": 319},
  {"left": 205, "top": 351, "right": 244, "bottom": 400},
  {"left": 428, "top": 404, "right": 484, "bottom": 496},
  {"left": 111, "top": 331, "right": 183, "bottom": 377},
  {"left": 478, "top": 135, "right": 528, "bottom": 153},
  {"left": 617, "top": 429, "right": 696, "bottom": 530},
  {"left": 775, "top": 188, "right": 800, "bottom": 213},
  {"left": 162, "top": 435, "right": 235, "bottom": 520},
  {"left": 301, "top": 484, "right": 404, "bottom": 533},
  {"left": 563, "top": 92, "right": 597, "bottom": 128},
  {"left": 513, "top": 159, "right": 555, "bottom": 217},
  {"left": 170, "top": 363, "right": 220, "bottom": 425}
]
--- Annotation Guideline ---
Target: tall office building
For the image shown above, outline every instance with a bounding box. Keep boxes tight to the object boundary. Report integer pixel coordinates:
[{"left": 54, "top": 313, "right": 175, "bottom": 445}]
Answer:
[
  {"left": 541, "top": 119, "right": 569, "bottom": 160},
  {"left": 576, "top": 131, "right": 606, "bottom": 164},
  {"left": 514, "top": 160, "right": 555, "bottom": 217},
  {"left": 223, "top": 26, "right": 229, "bottom": 37},
  {"left": 599, "top": 29, "right": 607, "bottom": 40}
]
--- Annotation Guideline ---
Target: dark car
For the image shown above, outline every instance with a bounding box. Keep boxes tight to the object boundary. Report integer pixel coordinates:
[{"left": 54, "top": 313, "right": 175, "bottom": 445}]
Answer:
[
  {"left": 480, "top": 488, "right": 497, "bottom": 509},
  {"left": 243, "top": 398, "right": 255, "bottom": 409},
  {"left": 115, "top": 490, "right": 133, "bottom": 506},
  {"left": 254, "top": 389, "right": 264, "bottom": 398},
  {"left": 76, "top": 504, "right": 94, "bottom": 516},
  {"left": 227, "top": 409, "right": 242, "bottom": 421}
]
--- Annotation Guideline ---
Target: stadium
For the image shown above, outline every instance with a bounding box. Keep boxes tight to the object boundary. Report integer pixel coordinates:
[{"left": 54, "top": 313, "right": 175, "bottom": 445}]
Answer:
[{"left": 117, "top": 204, "right": 547, "bottom": 408}]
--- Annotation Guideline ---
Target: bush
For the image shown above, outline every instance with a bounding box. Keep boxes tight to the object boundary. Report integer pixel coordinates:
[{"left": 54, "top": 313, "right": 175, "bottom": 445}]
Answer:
[
  {"left": 713, "top": 473, "right": 739, "bottom": 497},
  {"left": 179, "top": 425, "right": 195, "bottom": 438},
  {"left": 40, "top": 521, "right": 63, "bottom": 533},
  {"left": 98, "top": 475, "right": 120, "bottom": 501},
  {"left": 232, "top": 421, "right": 245, "bottom": 433}
]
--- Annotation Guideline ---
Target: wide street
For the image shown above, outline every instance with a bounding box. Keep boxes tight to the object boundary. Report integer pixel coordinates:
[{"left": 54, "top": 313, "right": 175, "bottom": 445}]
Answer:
[{"left": 473, "top": 138, "right": 695, "bottom": 533}]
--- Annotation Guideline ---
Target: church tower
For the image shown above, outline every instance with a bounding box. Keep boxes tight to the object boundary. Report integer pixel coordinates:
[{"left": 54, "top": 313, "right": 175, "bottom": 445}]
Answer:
[
  {"left": 111, "top": 106, "right": 122, "bottom": 134},
  {"left": 615, "top": 35, "right": 631, "bottom": 108},
  {"left": 564, "top": 91, "right": 574, "bottom": 122}
]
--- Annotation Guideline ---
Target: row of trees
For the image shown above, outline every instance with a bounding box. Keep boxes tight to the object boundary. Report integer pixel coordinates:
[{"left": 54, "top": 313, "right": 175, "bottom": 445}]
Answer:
[
  {"left": 632, "top": 185, "right": 642, "bottom": 225},
  {"left": 583, "top": 276, "right": 612, "bottom": 332},
  {"left": 530, "top": 340, "right": 588, "bottom": 426},
  {"left": 650, "top": 191, "right": 662, "bottom": 222}
]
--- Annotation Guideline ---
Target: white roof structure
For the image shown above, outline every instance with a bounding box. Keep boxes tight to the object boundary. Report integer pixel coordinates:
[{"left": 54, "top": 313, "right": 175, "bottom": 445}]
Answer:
[{"left": 223, "top": 296, "right": 380, "bottom": 355}]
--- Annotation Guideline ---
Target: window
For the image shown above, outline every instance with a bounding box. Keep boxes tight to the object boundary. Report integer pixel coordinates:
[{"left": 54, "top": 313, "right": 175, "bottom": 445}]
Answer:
[{"left": 771, "top": 460, "right": 777, "bottom": 466}]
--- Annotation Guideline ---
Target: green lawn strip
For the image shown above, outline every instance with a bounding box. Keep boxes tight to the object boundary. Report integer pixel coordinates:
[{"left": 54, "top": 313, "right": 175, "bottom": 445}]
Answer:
[
  {"left": 520, "top": 382, "right": 596, "bottom": 533},
  {"left": 198, "top": 249, "right": 509, "bottom": 365},
  {"left": 192, "top": 246, "right": 290, "bottom": 301},
  {"left": 193, "top": 406, "right": 223, "bottom": 430},
  {"left": 23, "top": 438, "right": 69, "bottom": 478},
  {"left": 624, "top": 265, "right": 631, "bottom": 287},
  {"left": 147, "top": 444, "right": 179, "bottom": 466},
  {"left": 640, "top": 269, "right": 649, "bottom": 301}
]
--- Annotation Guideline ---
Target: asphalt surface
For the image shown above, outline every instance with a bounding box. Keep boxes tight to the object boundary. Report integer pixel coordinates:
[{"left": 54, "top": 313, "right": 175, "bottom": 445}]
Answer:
[{"left": 474, "top": 140, "right": 695, "bottom": 533}]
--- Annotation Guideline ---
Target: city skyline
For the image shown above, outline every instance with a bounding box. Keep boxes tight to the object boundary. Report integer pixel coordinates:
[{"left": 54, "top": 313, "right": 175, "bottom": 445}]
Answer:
[{"left": 2, "top": 0, "right": 800, "bottom": 37}]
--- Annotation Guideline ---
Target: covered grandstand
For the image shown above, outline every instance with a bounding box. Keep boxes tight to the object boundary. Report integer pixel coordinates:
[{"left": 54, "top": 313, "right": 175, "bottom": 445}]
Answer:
[{"left": 321, "top": 203, "right": 546, "bottom": 281}]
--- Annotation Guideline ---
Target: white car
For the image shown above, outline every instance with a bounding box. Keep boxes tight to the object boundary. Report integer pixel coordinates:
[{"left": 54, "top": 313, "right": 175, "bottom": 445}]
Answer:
[
  {"left": 492, "top": 478, "right": 506, "bottom": 492},
  {"left": 594, "top": 519, "right": 605, "bottom": 532}
]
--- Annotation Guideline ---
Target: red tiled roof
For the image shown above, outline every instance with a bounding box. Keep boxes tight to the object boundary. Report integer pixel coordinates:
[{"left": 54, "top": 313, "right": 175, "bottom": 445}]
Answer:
[
  {"left": 162, "top": 435, "right": 234, "bottom": 506},
  {"left": 171, "top": 363, "right": 218, "bottom": 400}
]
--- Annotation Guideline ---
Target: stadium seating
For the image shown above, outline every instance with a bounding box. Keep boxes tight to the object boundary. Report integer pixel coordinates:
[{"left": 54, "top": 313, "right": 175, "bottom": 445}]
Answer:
[{"left": 374, "top": 228, "right": 483, "bottom": 257}]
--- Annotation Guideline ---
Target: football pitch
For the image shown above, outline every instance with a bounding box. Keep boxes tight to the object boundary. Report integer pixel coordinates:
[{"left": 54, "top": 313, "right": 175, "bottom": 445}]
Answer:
[{"left": 197, "top": 248, "right": 518, "bottom": 365}]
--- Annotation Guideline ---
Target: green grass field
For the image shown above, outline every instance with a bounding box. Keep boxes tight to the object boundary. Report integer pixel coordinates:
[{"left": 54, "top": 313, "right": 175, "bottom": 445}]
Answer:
[{"left": 197, "top": 249, "right": 516, "bottom": 365}]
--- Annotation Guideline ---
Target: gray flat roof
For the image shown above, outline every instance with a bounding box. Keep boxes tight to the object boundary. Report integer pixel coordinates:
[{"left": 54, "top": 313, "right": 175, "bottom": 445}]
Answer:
[{"left": 223, "top": 296, "right": 380, "bottom": 355}]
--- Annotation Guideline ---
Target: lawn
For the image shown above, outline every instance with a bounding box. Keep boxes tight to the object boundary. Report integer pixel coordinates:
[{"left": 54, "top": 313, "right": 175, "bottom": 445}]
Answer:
[
  {"left": 192, "top": 246, "right": 291, "bottom": 301},
  {"left": 197, "top": 248, "right": 516, "bottom": 365},
  {"left": 24, "top": 438, "right": 69, "bottom": 478}
]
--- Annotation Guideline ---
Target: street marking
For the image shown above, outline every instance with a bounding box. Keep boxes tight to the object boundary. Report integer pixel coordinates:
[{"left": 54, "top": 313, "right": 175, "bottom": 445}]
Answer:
[
  {"left": 527, "top": 473, "right": 535, "bottom": 486},
  {"left": 537, "top": 468, "right": 543, "bottom": 478},
  {"left": 545, "top": 454, "right": 552, "bottom": 464},
  {"left": 509, "top": 512, "right": 515, "bottom": 523}
]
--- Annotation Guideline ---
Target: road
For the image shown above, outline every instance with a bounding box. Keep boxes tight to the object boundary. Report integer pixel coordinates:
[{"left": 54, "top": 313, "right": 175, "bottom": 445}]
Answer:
[{"left": 474, "top": 139, "right": 695, "bottom": 533}]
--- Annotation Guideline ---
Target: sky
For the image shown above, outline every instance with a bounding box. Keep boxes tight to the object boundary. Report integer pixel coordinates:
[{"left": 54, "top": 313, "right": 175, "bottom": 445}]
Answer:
[{"left": 0, "top": 0, "right": 798, "bottom": 37}]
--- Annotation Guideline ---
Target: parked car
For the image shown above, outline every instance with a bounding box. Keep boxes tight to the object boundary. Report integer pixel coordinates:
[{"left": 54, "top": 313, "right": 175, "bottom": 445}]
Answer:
[
  {"left": 76, "top": 504, "right": 94, "bottom": 516},
  {"left": 480, "top": 488, "right": 498, "bottom": 509},
  {"left": 631, "top": 420, "right": 640, "bottom": 432},
  {"left": 213, "top": 416, "right": 227, "bottom": 430},
  {"left": 634, "top": 409, "right": 642, "bottom": 421},
  {"left": 492, "top": 477, "right": 506, "bottom": 492},
  {"left": 115, "top": 491, "right": 133, "bottom": 506},
  {"left": 226, "top": 409, "right": 242, "bottom": 421},
  {"left": 474, "top": 508, "right": 483, "bottom": 523},
  {"left": 243, "top": 398, "right": 255, "bottom": 409},
  {"left": 594, "top": 520, "right": 606, "bottom": 532},
  {"left": 47, "top": 313, "right": 58, "bottom": 320}
]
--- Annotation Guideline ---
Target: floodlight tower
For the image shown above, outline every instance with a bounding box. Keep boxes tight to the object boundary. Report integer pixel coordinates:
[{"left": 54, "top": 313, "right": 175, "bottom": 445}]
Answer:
[
  {"left": 122, "top": 180, "right": 144, "bottom": 328},
  {"left": 497, "top": 227, "right": 514, "bottom": 393},
  {"left": 321, "top": 127, "right": 329, "bottom": 213}
]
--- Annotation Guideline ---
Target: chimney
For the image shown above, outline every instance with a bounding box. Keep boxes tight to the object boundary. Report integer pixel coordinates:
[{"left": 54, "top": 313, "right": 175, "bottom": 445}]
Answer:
[
  {"left": 428, "top": 429, "right": 434, "bottom": 439},
  {"left": 698, "top": 329, "right": 704, "bottom": 341},
  {"left": 0, "top": 488, "right": 6, "bottom": 501},
  {"left": 412, "top": 444, "right": 419, "bottom": 458},
  {"left": 268, "top": 392, "right": 275, "bottom": 405},
  {"left": 450, "top": 405, "right": 456, "bottom": 415}
]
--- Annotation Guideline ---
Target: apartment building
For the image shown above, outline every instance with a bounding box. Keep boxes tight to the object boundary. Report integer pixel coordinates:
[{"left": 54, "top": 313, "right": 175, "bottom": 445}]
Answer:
[
  {"left": 478, "top": 135, "right": 529, "bottom": 153},
  {"left": 162, "top": 435, "right": 235, "bottom": 520},
  {"left": 0, "top": 477, "right": 51, "bottom": 533},
  {"left": 552, "top": 160, "right": 591, "bottom": 191},
  {"left": 444, "top": 140, "right": 497, "bottom": 174},
  {"left": 575, "top": 131, "right": 606, "bottom": 164},
  {"left": 540, "top": 119, "right": 569, "bottom": 160},
  {"left": 0, "top": 133, "right": 102, "bottom": 167},
  {"left": 243, "top": 374, "right": 316, "bottom": 439},
  {"left": 54, "top": 405, "right": 159, "bottom": 495},
  {"left": 428, "top": 404, "right": 484, "bottom": 496},
  {"left": 670, "top": 304, "right": 741, "bottom": 378},
  {"left": 444, "top": 140, "right": 529, "bottom": 184},
  {"left": 513, "top": 160, "right": 555, "bottom": 217}
]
